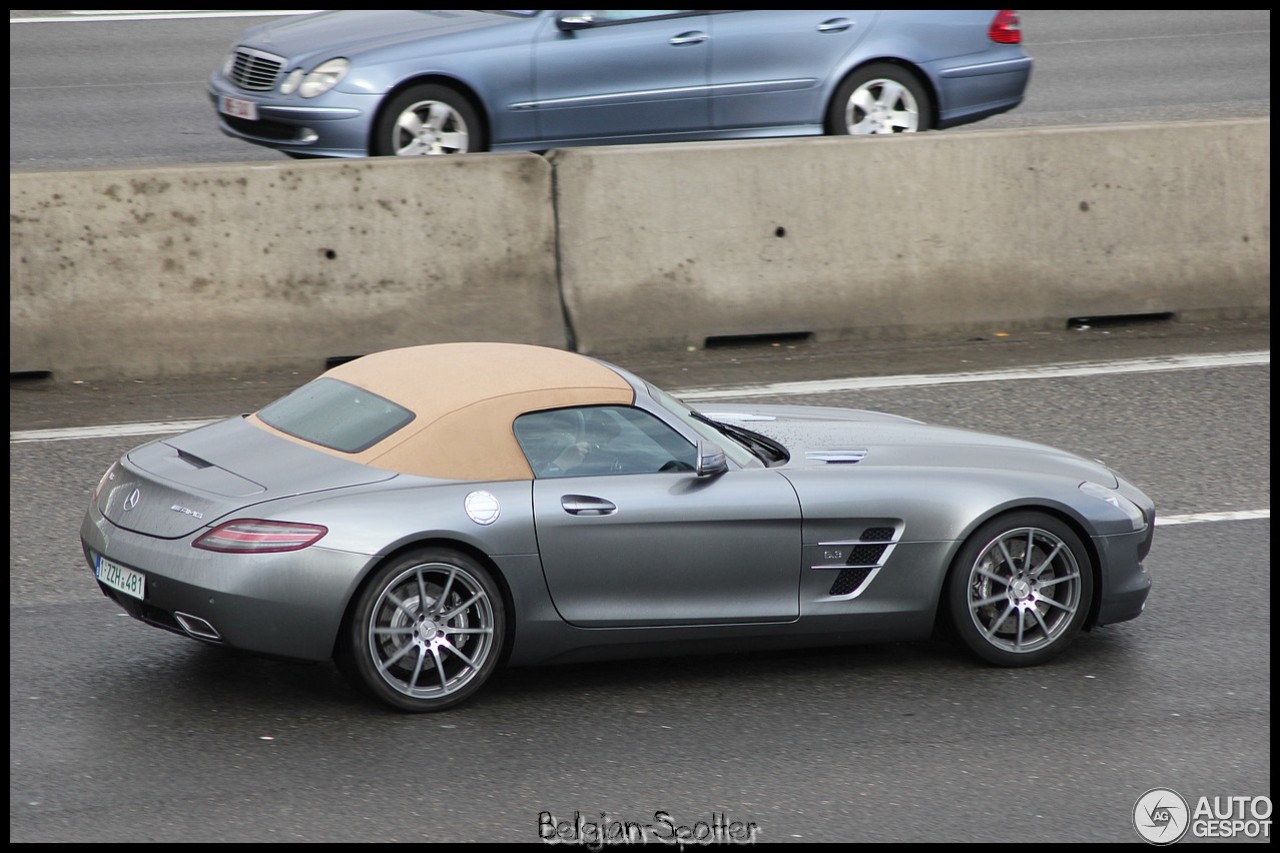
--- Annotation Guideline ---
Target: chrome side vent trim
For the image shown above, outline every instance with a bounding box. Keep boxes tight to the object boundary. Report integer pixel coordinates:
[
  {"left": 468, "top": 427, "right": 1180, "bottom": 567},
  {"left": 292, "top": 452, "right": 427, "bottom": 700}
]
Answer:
[
  {"left": 812, "top": 525, "right": 901, "bottom": 598},
  {"left": 806, "top": 450, "right": 867, "bottom": 464}
]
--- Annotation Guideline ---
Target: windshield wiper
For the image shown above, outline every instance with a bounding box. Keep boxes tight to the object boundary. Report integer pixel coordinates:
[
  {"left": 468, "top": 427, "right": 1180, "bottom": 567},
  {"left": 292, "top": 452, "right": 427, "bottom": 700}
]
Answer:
[{"left": 691, "top": 411, "right": 789, "bottom": 465}]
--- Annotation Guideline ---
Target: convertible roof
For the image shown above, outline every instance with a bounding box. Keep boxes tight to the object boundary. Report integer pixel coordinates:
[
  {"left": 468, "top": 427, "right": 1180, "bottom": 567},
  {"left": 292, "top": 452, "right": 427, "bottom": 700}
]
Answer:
[{"left": 248, "top": 342, "right": 635, "bottom": 480}]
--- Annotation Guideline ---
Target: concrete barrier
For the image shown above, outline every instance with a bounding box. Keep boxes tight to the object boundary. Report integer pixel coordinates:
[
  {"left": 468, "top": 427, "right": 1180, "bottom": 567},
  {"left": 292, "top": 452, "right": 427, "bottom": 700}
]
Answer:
[
  {"left": 552, "top": 119, "right": 1270, "bottom": 353},
  {"left": 10, "top": 153, "right": 564, "bottom": 378},
  {"left": 9, "top": 120, "right": 1270, "bottom": 378}
]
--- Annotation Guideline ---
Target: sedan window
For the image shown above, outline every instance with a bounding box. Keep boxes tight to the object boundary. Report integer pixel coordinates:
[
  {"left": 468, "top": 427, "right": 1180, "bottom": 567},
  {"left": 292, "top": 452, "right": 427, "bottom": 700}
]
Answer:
[{"left": 514, "top": 406, "right": 696, "bottom": 478}]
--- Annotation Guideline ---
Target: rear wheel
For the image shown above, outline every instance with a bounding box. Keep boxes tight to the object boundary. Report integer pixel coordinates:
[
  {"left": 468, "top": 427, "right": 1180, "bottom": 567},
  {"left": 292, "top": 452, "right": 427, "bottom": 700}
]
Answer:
[
  {"left": 827, "top": 63, "right": 932, "bottom": 135},
  {"left": 947, "top": 512, "right": 1093, "bottom": 666},
  {"left": 346, "top": 547, "right": 504, "bottom": 711}
]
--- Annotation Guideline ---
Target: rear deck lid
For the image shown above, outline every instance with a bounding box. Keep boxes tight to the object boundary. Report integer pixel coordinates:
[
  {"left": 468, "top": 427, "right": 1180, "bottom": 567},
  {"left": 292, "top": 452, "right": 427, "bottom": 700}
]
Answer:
[{"left": 99, "top": 416, "right": 397, "bottom": 538}]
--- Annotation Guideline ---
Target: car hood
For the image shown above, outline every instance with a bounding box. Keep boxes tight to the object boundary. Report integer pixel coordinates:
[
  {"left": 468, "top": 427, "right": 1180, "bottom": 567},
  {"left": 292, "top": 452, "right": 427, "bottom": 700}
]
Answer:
[
  {"left": 98, "top": 416, "right": 396, "bottom": 539},
  {"left": 705, "top": 404, "right": 1119, "bottom": 487},
  {"left": 237, "top": 9, "right": 532, "bottom": 61}
]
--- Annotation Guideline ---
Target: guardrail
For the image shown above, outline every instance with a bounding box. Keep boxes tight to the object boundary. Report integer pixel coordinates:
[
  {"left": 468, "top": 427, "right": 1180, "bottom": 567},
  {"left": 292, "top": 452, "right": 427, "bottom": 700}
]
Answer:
[{"left": 9, "top": 119, "right": 1269, "bottom": 379}]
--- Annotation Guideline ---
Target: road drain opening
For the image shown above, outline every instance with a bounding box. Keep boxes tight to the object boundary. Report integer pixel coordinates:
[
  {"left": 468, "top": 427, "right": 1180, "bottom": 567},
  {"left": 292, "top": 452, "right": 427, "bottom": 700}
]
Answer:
[
  {"left": 9, "top": 370, "right": 53, "bottom": 382},
  {"left": 324, "top": 355, "right": 363, "bottom": 368},
  {"left": 1067, "top": 312, "right": 1175, "bottom": 330},
  {"left": 704, "top": 331, "right": 814, "bottom": 350}
]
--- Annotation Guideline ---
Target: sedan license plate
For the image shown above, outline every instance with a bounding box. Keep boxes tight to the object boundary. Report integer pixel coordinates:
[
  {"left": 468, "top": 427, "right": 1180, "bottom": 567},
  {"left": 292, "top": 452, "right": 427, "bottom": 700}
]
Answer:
[
  {"left": 219, "top": 95, "right": 258, "bottom": 121},
  {"left": 95, "top": 555, "right": 145, "bottom": 600}
]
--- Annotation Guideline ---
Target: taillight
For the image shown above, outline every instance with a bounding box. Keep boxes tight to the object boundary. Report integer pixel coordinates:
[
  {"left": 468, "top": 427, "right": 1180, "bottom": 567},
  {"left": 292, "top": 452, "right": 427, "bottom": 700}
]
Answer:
[
  {"left": 92, "top": 463, "right": 118, "bottom": 500},
  {"left": 989, "top": 9, "right": 1022, "bottom": 44},
  {"left": 194, "top": 519, "right": 328, "bottom": 553}
]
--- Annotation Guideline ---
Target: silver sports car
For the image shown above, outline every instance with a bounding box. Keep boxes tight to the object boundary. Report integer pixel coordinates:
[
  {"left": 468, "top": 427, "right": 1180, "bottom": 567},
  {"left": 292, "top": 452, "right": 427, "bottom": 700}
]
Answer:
[{"left": 81, "top": 343, "right": 1153, "bottom": 711}]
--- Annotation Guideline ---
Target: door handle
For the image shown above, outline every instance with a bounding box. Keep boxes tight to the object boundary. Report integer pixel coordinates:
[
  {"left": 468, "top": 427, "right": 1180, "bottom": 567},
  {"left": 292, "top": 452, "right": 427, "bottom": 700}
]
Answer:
[
  {"left": 817, "top": 18, "right": 853, "bottom": 33},
  {"left": 561, "top": 495, "right": 617, "bottom": 516},
  {"left": 669, "top": 31, "right": 709, "bottom": 46}
]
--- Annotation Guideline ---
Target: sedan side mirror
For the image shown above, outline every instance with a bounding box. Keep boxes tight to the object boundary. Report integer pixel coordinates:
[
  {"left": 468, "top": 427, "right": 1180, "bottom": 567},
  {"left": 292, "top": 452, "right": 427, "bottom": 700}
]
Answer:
[
  {"left": 556, "top": 12, "right": 596, "bottom": 32},
  {"left": 696, "top": 440, "right": 728, "bottom": 478}
]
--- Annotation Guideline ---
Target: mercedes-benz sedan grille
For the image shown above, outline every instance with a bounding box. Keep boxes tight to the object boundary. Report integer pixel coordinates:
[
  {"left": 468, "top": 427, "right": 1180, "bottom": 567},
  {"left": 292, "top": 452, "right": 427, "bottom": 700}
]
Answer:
[{"left": 228, "top": 48, "right": 284, "bottom": 92}]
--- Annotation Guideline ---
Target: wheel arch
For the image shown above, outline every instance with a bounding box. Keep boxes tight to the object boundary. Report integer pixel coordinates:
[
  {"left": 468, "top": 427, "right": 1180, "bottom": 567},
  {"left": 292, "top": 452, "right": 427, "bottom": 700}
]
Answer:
[
  {"left": 332, "top": 535, "right": 516, "bottom": 665},
  {"left": 368, "top": 74, "right": 491, "bottom": 154},
  {"left": 824, "top": 58, "right": 939, "bottom": 134},
  {"left": 934, "top": 502, "right": 1104, "bottom": 635}
]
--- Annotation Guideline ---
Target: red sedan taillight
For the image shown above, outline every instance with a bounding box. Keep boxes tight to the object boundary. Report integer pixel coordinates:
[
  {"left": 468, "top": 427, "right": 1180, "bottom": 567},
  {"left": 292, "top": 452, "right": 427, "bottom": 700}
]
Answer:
[
  {"left": 989, "top": 9, "right": 1022, "bottom": 44},
  {"left": 194, "top": 519, "right": 328, "bottom": 553}
]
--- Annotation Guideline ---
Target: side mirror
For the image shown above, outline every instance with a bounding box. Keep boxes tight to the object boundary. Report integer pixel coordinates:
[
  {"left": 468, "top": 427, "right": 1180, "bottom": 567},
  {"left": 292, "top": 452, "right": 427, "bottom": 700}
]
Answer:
[
  {"left": 695, "top": 440, "right": 728, "bottom": 478},
  {"left": 556, "top": 12, "right": 596, "bottom": 32}
]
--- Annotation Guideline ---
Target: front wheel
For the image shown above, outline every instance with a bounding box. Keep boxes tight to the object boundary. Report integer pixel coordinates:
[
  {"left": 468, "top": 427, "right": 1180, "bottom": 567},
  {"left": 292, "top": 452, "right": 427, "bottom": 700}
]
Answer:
[
  {"left": 826, "top": 63, "right": 932, "bottom": 135},
  {"left": 372, "top": 84, "right": 485, "bottom": 156},
  {"left": 345, "top": 548, "right": 505, "bottom": 711},
  {"left": 947, "top": 512, "right": 1093, "bottom": 667}
]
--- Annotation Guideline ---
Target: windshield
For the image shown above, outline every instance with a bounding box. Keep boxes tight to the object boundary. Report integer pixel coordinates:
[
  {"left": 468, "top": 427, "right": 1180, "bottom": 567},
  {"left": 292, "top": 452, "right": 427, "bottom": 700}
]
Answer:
[{"left": 646, "top": 383, "right": 767, "bottom": 468}]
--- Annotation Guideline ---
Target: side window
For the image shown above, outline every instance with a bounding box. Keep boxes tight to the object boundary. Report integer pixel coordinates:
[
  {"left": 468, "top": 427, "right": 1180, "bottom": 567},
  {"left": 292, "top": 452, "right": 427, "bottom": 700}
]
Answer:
[{"left": 514, "top": 406, "right": 696, "bottom": 478}]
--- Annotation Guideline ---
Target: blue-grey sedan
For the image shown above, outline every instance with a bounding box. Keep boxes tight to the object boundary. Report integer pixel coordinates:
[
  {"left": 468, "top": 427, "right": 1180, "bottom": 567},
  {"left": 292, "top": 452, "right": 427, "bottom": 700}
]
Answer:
[{"left": 208, "top": 9, "right": 1033, "bottom": 158}]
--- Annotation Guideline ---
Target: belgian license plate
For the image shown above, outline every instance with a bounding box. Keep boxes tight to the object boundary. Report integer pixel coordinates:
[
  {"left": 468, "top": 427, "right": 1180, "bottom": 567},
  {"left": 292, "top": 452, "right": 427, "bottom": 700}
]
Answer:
[
  {"left": 96, "top": 555, "right": 145, "bottom": 601},
  {"left": 219, "top": 95, "right": 258, "bottom": 121}
]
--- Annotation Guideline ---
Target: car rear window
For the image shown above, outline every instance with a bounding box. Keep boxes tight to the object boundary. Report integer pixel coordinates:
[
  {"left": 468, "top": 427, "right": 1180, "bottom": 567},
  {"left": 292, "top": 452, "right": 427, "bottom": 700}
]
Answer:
[{"left": 257, "top": 378, "right": 415, "bottom": 453}]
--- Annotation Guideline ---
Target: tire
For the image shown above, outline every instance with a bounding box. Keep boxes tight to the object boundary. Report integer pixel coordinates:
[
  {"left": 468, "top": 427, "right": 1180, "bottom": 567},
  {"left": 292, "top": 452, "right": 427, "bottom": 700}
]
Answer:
[
  {"left": 371, "top": 84, "right": 486, "bottom": 156},
  {"left": 826, "top": 62, "right": 932, "bottom": 135},
  {"left": 947, "top": 512, "right": 1093, "bottom": 667},
  {"left": 346, "top": 547, "right": 505, "bottom": 711}
]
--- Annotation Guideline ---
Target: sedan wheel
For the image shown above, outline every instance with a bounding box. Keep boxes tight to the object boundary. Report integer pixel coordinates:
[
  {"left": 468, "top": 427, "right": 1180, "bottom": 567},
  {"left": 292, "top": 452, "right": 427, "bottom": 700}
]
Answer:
[
  {"left": 948, "top": 513, "right": 1093, "bottom": 666},
  {"left": 372, "top": 84, "right": 485, "bottom": 156},
  {"left": 827, "top": 62, "right": 932, "bottom": 135},
  {"left": 347, "top": 548, "right": 504, "bottom": 711}
]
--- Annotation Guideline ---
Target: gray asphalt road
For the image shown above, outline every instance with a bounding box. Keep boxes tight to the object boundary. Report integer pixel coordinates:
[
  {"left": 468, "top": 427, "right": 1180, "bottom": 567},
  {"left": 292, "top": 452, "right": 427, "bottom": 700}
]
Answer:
[
  {"left": 8, "top": 10, "right": 1271, "bottom": 171},
  {"left": 9, "top": 320, "right": 1271, "bottom": 843}
]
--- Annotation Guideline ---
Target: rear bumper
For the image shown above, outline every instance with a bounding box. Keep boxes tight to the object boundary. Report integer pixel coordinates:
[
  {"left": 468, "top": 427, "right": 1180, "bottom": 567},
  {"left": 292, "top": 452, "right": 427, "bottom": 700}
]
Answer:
[{"left": 81, "top": 505, "right": 374, "bottom": 661}]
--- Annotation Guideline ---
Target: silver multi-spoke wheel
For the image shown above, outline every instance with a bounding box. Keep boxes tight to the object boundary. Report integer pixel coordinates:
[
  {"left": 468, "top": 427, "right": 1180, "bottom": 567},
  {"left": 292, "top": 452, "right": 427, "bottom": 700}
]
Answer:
[
  {"left": 389, "top": 100, "right": 471, "bottom": 156},
  {"left": 827, "top": 62, "right": 932, "bottom": 137},
  {"left": 371, "top": 83, "right": 486, "bottom": 157},
  {"left": 949, "top": 513, "right": 1093, "bottom": 666},
  {"left": 347, "top": 549, "right": 504, "bottom": 711},
  {"left": 843, "top": 77, "right": 920, "bottom": 134},
  {"left": 966, "top": 527, "right": 1082, "bottom": 654}
]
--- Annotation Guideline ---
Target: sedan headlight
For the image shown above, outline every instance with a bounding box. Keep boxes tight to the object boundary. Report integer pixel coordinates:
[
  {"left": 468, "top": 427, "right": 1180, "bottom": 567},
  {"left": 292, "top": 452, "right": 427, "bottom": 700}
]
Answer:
[
  {"left": 1079, "top": 481, "right": 1146, "bottom": 530},
  {"left": 297, "top": 58, "right": 349, "bottom": 98}
]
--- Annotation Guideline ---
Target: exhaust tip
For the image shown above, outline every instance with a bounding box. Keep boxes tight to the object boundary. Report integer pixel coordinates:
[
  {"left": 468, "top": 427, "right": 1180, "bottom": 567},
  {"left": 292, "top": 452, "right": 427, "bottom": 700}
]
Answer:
[{"left": 174, "top": 612, "right": 222, "bottom": 642}]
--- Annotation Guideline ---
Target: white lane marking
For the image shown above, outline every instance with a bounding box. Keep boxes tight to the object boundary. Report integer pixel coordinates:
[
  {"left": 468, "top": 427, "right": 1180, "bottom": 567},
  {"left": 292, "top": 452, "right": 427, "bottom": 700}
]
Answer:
[
  {"left": 1156, "top": 510, "right": 1269, "bottom": 526},
  {"left": 11, "top": 11, "right": 321, "bottom": 24},
  {"left": 677, "top": 351, "right": 1270, "bottom": 400},
  {"left": 11, "top": 419, "right": 220, "bottom": 444},
  {"left": 10, "top": 350, "right": 1270, "bottom": 444}
]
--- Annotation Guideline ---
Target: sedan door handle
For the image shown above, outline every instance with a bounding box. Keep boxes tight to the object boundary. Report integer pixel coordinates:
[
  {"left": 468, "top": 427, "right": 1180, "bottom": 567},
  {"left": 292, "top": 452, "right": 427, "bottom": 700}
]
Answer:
[
  {"left": 817, "top": 18, "right": 853, "bottom": 33},
  {"left": 561, "top": 495, "right": 617, "bottom": 516},
  {"left": 669, "top": 31, "right": 709, "bottom": 46}
]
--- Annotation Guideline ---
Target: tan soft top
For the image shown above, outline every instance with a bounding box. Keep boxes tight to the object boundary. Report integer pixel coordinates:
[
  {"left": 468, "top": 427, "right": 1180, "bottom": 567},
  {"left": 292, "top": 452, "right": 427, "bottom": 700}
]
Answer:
[{"left": 248, "top": 342, "right": 634, "bottom": 481}]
